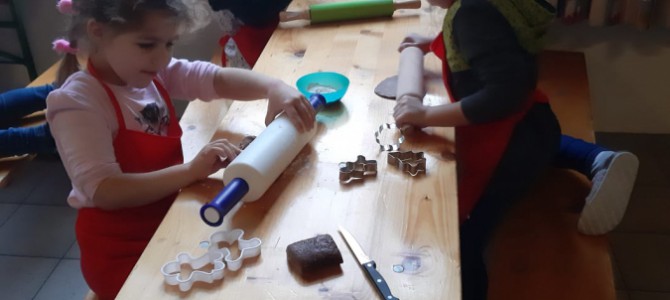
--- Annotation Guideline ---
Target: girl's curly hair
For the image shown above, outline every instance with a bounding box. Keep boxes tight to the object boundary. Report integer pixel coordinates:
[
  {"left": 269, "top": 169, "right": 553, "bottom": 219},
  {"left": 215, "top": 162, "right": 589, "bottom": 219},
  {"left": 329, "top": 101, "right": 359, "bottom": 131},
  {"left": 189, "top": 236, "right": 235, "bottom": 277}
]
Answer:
[{"left": 55, "top": 0, "right": 212, "bottom": 86}]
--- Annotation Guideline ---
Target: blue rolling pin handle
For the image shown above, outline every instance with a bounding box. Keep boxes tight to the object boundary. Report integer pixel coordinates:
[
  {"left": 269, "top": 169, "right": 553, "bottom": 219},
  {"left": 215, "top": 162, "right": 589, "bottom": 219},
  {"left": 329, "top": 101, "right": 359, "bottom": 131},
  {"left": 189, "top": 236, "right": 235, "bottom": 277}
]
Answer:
[
  {"left": 200, "top": 178, "right": 249, "bottom": 227},
  {"left": 309, "top": 93, "right": 326, "bottom": 111},
  {"left": 200, "top": 94, "right": 323, "bottom": 227}
]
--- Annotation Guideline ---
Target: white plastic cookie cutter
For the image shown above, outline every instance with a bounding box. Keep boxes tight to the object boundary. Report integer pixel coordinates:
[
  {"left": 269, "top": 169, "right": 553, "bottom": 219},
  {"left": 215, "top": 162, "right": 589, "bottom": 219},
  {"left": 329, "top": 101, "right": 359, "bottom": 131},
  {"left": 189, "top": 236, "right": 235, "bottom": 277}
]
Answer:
[
  {"left": 161, "top": 251, "right": 225, "bottom": 292},
  {"left": 207, "top": 228, "right": 262, "bottom": 271},
  {"left": 161, "top": 228, "right": 262, "bottom": 291}
]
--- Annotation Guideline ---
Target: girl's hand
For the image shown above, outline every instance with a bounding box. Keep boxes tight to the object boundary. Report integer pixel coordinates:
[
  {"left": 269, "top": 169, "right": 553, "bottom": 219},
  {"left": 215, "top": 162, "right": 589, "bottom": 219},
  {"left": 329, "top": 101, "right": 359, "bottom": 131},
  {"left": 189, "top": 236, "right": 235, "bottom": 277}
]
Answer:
[
  {"left": 265, "top": 82, "right": 316, "bottom": 132},
  {"left": 398, "top": 33, "right": 433, "bottom": 54},
  {"left": 393, "top": 95, "right": 427, "bottom": 128},
  {"left": 188, "top": 139, "right": 241, "bottom": 181}
]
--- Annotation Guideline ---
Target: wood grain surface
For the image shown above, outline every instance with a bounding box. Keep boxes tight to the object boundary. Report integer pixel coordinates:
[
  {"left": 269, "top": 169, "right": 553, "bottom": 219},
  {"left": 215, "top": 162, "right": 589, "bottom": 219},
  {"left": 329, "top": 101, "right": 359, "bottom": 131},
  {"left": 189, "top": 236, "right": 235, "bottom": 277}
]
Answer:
[{"left": 118, "top": 1, "right": 460, "bottom": 299}]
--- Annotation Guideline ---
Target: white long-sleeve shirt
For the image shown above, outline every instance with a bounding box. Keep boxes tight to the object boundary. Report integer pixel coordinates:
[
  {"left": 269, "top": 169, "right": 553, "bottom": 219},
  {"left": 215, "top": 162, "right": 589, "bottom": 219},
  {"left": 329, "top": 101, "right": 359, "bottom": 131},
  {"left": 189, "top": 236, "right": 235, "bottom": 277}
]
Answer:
[{"left": 47, "top": 58, "right": 221, "bottom": 208}]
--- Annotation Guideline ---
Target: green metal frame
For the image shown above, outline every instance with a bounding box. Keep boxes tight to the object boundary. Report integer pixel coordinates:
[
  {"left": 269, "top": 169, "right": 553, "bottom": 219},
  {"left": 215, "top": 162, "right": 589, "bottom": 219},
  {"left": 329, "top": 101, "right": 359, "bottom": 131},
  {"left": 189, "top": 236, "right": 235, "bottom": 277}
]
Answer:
[{"left": 0, "top": 0, "right": 37, "bottom": 80}]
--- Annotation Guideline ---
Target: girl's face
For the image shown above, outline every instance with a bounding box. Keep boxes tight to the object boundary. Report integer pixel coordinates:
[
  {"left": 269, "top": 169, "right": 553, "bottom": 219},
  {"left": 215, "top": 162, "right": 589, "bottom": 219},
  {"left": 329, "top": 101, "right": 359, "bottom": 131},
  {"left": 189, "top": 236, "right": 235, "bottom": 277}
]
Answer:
[
  {"left": 93, "top": 11, "right": 180, "bottom": 88},
  {"left": 427, "top": 0, "right": 455, "bottom": 8}
]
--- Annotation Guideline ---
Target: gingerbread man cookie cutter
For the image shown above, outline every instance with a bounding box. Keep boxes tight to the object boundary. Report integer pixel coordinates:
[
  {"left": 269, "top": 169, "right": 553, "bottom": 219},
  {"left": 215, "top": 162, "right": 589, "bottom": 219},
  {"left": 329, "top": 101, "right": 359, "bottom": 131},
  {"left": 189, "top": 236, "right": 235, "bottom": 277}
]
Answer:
[
  {"left": 161, "top": 251, "right": 226, "bottom": 292},
  {"left": 388, "top": 151, "right": 426, "bottom": 176},
  {"left": 339, "top": 155, "right": 377, "bottom": 183},
  {"left": 207, "top": 228, "right": 262, "bottom": 271},
  {"left": 161, "top": 229, "right": 262, "bottom": 291}
]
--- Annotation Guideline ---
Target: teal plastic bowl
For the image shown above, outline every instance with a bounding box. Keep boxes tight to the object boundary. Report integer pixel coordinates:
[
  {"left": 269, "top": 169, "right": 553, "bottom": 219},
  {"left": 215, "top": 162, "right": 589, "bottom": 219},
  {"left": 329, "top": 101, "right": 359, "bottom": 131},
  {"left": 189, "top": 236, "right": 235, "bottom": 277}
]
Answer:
[{"left": 296, "top": 72, "right": 349, "bottom": 104}]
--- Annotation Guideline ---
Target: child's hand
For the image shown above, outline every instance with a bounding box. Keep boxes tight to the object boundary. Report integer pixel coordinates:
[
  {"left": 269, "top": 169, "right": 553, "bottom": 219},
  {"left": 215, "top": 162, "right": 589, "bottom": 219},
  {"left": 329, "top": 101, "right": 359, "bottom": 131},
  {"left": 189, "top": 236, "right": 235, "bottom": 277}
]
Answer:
[
  {"left": 265, "top": 82, "right": 316, "bottom": 132},
  {"left": 394, "top": 95, "right": 427, "bottom": 128},
  {"left": 188, "top": 139, "right": 241, "bottom": 181},
  {"left": 398, "top": 33, "right": 432, "bottom": 54}
]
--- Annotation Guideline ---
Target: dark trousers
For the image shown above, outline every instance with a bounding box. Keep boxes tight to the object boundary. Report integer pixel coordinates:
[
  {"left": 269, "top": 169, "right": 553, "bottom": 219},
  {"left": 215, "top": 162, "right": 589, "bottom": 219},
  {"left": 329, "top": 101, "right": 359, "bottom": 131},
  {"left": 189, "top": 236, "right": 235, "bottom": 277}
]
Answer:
[
  {"left": 554, "top": 135, "right": 607, "bottom": 179},
  {"left": 0, "top": 84, "right": 56, "bottom": 157},
  {"left": 460, "top": 103, "right": 561, "bottom": 300}
]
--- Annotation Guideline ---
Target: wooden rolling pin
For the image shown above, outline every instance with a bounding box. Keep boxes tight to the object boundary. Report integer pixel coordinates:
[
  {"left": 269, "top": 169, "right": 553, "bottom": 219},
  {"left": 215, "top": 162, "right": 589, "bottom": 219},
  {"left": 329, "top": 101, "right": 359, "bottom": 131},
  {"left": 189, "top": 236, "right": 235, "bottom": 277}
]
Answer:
[
  {"left": 396, "top": 46, "right": 425, "bottom": 133},
  {"left": 396, "top": 46, "right": 425, "bottom": 101},
  {"left": 280, "top": 0, "right": 422, "bottom": 23}
]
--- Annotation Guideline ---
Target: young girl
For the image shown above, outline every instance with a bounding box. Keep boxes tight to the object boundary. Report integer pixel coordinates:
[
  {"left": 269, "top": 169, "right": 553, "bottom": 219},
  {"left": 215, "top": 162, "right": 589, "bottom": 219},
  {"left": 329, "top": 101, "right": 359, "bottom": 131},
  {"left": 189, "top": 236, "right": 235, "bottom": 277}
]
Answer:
[
  {"left": 46, "top": 1, "right": 316, "bottom": 299},
  {"left": 392, "top": 0, "right": 638, "bottom": 299}
]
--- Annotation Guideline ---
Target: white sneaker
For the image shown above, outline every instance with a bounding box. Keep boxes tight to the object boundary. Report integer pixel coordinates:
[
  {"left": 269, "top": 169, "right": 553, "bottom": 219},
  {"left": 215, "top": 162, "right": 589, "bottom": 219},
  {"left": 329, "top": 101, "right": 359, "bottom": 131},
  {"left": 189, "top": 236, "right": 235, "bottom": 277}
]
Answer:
[{"left": 578, "top": 151, "right": 639, "bottom": 235}]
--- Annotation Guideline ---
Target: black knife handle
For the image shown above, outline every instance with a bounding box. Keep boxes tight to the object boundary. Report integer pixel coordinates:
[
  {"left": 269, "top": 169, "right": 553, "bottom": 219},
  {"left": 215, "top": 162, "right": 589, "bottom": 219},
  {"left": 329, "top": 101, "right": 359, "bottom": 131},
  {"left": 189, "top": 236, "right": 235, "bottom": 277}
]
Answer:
[{"left": 362, "top": 260, "right": 399, "bottom": 300}]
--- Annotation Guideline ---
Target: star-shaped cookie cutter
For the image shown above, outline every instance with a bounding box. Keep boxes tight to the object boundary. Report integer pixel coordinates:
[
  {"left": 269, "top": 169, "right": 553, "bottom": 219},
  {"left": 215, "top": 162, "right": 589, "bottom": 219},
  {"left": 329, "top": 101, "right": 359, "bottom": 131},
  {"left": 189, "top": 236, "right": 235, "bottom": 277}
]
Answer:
[
  {"left": 161, "top": 229, "right": 262, "bottom": 291},
  {"left": 388, "top": 151, "right": 426, "bottom": 176},
  {"left": 339, "top": 155, "right": 377, "bottom": 183},
  {"left": 375, "top": 123, "right": 405, "bottom": 151}
]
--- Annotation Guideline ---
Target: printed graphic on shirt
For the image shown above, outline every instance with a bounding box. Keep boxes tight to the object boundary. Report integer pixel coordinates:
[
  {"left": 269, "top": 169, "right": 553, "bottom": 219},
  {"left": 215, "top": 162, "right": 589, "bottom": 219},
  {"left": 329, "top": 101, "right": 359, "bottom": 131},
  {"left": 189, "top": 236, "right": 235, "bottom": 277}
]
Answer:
[{"left": 133, "top": 102, "right": 170, "bottom": 135}]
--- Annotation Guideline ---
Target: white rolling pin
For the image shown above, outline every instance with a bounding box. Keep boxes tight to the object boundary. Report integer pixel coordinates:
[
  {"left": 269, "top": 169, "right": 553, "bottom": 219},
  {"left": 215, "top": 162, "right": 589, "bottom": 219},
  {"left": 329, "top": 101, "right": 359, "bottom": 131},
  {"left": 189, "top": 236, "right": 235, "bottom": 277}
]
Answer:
[{"left": 201, "top": 94, "right": 326, "bottom": 226}]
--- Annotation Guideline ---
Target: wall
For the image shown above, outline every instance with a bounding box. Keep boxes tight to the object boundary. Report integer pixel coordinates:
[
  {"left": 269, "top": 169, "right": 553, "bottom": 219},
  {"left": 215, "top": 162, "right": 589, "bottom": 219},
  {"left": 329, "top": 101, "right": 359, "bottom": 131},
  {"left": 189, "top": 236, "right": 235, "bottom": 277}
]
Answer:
[
  {"left": 2, "top": 2, "right": 670, "bottom": 133},
  {"left": 546, "top": 23, "right": 670, "bottom": 134}
]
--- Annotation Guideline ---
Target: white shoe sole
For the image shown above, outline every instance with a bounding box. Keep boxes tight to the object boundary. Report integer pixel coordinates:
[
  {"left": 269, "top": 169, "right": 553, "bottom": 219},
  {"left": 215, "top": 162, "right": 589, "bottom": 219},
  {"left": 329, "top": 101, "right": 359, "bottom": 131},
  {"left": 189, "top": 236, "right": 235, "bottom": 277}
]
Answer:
[{"left": 578, "top": 152, "right": 639, "bottom": 235}]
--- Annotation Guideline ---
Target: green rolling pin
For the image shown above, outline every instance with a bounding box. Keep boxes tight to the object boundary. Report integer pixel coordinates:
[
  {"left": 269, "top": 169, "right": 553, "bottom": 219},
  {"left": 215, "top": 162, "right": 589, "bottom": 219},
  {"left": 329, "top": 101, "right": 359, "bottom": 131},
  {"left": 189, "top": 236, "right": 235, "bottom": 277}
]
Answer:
[{"left": 280, "top": 0, "right": 422, "bottom": 24}]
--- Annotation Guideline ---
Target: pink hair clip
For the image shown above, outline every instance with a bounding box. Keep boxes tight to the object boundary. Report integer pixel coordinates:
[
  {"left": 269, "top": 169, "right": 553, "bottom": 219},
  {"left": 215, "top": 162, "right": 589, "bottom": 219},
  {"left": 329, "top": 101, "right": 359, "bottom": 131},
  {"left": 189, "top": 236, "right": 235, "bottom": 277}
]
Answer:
[
  {"left": 56, "top": 0, "right": 76, "bottom": 15},
  {"left": 52, "top": 39, "right": 78, "bottom": 55}
]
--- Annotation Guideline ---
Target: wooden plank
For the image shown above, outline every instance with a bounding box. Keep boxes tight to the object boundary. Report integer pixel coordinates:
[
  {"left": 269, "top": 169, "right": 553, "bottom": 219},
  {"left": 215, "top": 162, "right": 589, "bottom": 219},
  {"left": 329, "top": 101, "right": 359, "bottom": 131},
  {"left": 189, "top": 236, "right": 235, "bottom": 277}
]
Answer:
[
  {"left": 539, "top": 50, "right": 595, "bottom": 142},
  {"left": 118, "top": 1, "right": 460, "bottom": 299},
  {"left": 179, "top": 49, "right": 231, "bottom": 163}
]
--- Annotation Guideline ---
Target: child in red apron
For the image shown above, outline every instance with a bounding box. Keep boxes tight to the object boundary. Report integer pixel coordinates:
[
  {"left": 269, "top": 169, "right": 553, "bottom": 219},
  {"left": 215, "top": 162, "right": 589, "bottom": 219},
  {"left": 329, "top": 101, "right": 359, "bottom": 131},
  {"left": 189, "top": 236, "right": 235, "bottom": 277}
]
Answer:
[
  {"left": 392, "top": 0, "right": 638, "bottom": 299},
  {"left": 207, "top": 0, "right": 293, "bottom": 68},
  {"left": 46, "top": 1, "right": 316, "bottom": 299}
]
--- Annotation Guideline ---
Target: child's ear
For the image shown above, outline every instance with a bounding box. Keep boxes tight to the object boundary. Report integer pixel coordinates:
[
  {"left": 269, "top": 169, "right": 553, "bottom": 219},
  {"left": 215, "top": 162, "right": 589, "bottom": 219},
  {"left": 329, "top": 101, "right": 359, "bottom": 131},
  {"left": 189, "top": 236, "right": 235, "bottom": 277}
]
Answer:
[{"left": 86, "top": 19, "right": 105, "bottom": 42}]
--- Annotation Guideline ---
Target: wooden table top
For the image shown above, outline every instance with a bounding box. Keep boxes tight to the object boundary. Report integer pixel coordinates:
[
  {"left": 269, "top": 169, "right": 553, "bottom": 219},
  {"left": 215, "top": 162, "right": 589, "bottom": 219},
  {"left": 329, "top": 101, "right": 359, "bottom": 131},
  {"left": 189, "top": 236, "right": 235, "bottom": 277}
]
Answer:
[{"left": 117, "top": 1, "right": 460, "bottom": 299}]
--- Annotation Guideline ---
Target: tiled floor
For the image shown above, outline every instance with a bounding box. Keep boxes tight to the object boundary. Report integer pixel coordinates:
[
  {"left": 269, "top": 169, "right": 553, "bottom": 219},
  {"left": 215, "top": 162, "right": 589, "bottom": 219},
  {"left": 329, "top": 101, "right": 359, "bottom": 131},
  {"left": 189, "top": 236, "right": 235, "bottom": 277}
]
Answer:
[
  {"left": 0, "top": 155, "right": 86, "bottom": 300},
  {"left": 596, "top": 133, "right": 670, "bottom": 300},
  {"left": 0, "top": 132, "right": 668, "bottom": 300}
]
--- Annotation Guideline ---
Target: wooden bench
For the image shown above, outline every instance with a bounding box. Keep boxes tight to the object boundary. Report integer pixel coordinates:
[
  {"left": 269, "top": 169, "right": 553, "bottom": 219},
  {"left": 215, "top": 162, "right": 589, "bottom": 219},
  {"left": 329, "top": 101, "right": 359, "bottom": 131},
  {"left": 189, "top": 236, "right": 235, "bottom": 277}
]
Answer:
[
  {"left": 488, "top": 50, "right": 615, "bottom": 300},
  {"left": 0, "top": 61, "right": 59, "bottom": 187}
]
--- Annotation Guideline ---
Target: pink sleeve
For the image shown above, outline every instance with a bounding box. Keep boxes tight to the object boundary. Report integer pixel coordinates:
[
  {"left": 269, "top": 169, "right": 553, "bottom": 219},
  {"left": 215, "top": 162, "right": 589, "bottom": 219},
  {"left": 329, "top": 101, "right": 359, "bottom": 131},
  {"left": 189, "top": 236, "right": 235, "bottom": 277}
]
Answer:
[
  {"left": 158, "top": 58, "right": 220, "bottom": 102},
  {"left": 46, "top": 86, "right": 122, "bottom": 208}
]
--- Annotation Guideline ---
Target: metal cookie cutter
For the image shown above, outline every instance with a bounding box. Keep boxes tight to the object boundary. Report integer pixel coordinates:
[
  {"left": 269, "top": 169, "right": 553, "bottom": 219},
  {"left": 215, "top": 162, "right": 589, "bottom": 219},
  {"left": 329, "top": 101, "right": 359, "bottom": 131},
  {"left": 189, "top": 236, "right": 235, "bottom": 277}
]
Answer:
[
  {"left": 375, "top": 123, "right": 405, "bottom": 151},
  {"left": 388, "top": 151, "right": 426, "bottom": 176},
  {"left": 339, "top": 155, "right": 377, "bottom": 183},
  {"left": 161, "top": 229, "right": 262, "bottom": 291},
  {"left": 161, "top": 251, "right": 225, "bottom": 292},
  {"left": 207, "top": 228, "right": 262, "bottom": 271}
]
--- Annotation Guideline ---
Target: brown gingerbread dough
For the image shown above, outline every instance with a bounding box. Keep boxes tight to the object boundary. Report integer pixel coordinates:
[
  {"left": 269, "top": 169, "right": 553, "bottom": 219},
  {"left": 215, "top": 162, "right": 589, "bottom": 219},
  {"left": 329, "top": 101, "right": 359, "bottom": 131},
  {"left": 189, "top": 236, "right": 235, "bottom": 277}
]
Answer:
[{"left": 286, "top": 234, "right": 343, "bottom": 276}]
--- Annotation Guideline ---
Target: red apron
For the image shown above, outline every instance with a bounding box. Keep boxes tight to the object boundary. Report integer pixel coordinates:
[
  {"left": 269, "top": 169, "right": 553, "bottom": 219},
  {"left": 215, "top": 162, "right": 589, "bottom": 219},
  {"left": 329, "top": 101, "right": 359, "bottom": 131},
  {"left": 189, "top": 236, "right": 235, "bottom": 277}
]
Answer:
[
  {"left": 76, "top": 63, "right": 183, "bottom": 300},
  {"left": 430, "top": 34, "right": 548, "bottom": 223},
  {"left": 218, "top": 17, "right": 279, "bottom": 68}
]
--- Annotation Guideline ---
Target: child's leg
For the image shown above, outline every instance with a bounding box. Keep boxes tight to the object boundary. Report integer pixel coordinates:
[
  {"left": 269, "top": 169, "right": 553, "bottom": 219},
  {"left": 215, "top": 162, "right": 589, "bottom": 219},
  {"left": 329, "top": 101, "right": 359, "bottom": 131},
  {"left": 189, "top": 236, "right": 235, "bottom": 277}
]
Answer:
[
  {"left": 555, "top": 135, "right": 639, "bottom": 235},
  {"left": 578, "top": 150, "right": 638, "bottom": 235},
  {"left": 0, "top": 84, "right": 54, "bottom": 127},
  {"left": 460, "top": 104, "right": 560, "bottom": 300},
  {"left": 554, "top": 135, "right": 606, "bottom": 178},
  {"left": 0, "top": 123, "right": 56, "bottom": 157}
]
